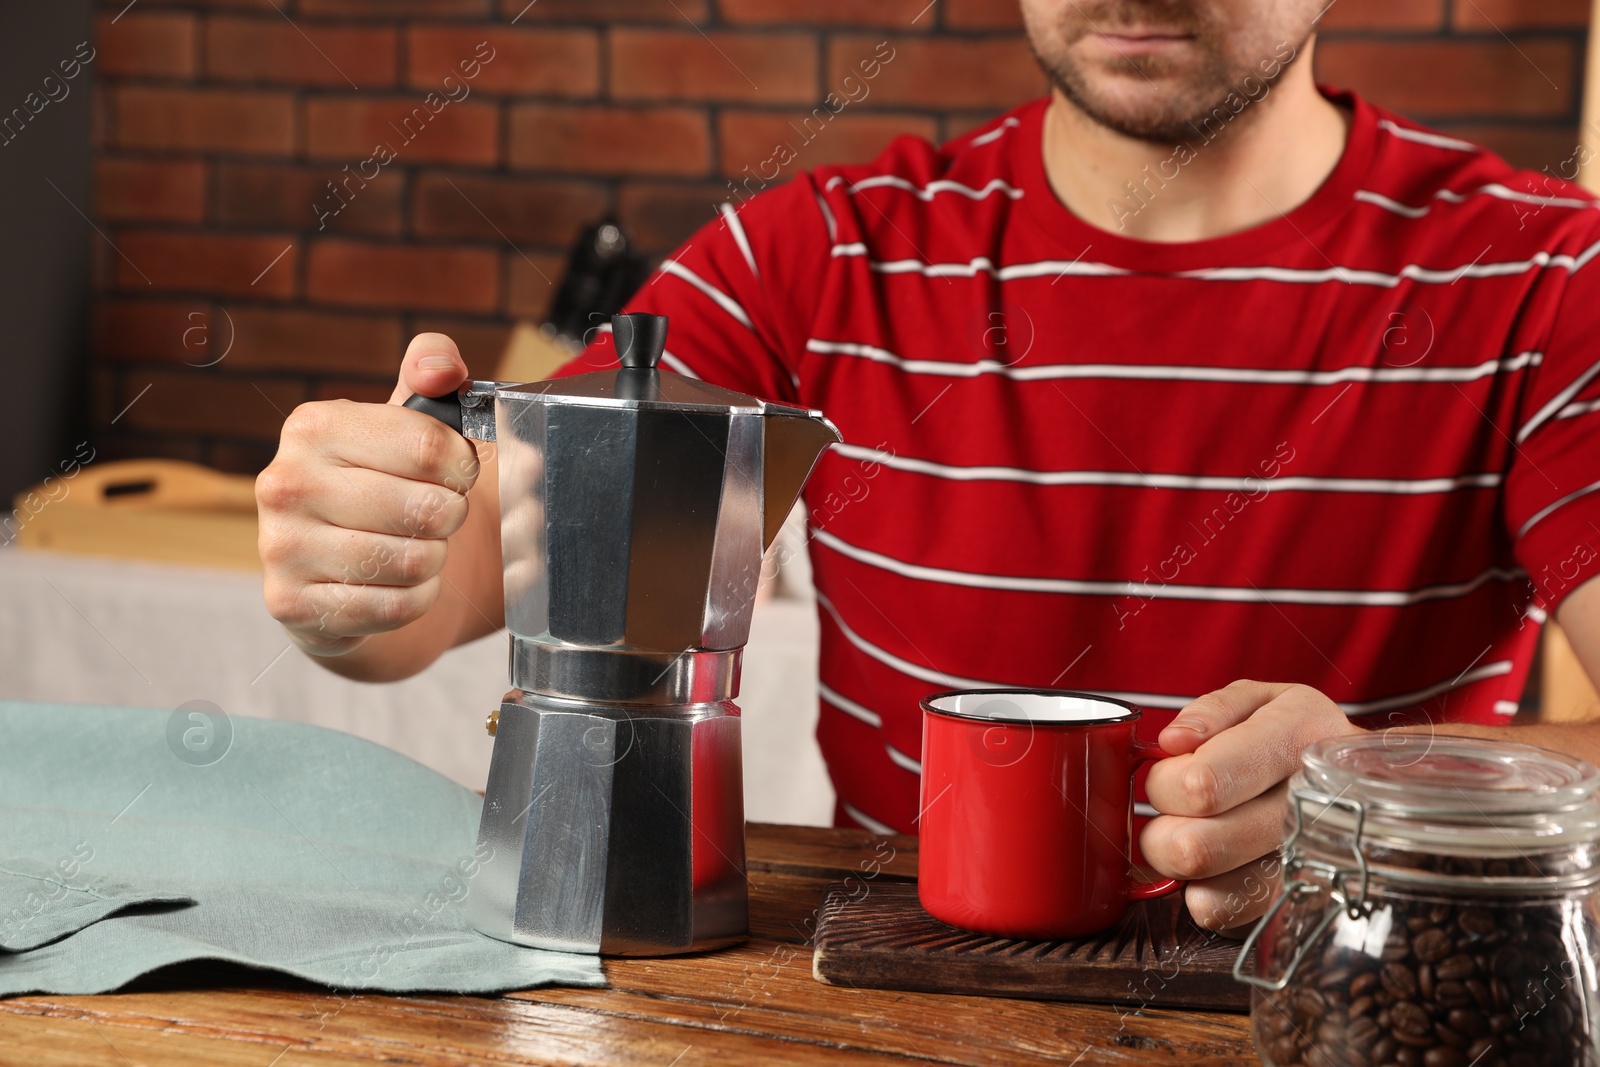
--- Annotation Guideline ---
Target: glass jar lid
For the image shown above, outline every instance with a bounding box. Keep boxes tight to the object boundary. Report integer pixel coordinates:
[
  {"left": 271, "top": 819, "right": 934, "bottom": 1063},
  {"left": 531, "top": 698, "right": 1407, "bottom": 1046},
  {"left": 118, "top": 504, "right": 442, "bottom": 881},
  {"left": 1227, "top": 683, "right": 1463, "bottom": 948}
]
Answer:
[{"left": 1294, "top": 733, "right": 1600, "bottom": 865}]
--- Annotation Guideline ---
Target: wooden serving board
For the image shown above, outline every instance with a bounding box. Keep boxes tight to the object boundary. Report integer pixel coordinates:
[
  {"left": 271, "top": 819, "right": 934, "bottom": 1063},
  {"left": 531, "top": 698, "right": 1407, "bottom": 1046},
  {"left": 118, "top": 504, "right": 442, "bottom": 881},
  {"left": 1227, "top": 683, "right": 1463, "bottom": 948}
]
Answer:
[{"left": 812, "top": 881, "right": 1251, "bottom": 1011}]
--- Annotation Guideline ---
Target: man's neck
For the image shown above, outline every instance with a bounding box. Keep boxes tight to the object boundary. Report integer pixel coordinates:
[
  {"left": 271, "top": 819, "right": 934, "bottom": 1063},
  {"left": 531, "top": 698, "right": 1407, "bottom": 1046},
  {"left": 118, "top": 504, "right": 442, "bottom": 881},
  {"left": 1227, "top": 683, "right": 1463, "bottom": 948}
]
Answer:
[{"left": 1041, "top": 51, "right": 1351, "bottom": 243}]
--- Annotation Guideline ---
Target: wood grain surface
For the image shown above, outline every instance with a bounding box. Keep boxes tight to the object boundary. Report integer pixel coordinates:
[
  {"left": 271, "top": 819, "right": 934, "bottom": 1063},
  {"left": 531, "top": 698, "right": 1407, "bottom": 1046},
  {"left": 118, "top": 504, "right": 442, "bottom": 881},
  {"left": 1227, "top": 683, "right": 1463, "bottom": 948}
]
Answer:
[
  {"left": 0, "top": 824, "right": 1259, "bottom": 1066},
  {"left": 813, "top": 880, "right": 1252, "bottom": 1011}
]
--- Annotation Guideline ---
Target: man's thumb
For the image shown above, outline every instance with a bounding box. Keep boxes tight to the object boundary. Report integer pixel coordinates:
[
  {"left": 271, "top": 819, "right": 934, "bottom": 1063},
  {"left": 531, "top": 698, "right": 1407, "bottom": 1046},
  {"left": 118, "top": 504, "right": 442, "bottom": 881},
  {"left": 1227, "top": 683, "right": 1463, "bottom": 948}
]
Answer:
[{"left": 389, "top": 333, "right": 468, "bottom": 404}]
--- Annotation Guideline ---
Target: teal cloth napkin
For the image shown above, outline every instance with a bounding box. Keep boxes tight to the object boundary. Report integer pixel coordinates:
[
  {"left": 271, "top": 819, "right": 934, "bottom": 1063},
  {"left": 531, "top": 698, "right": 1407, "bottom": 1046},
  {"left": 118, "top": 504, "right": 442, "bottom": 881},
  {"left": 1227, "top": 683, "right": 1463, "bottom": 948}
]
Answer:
[{"left": 0, "top": 701, "right": 604, "bottom": 997}]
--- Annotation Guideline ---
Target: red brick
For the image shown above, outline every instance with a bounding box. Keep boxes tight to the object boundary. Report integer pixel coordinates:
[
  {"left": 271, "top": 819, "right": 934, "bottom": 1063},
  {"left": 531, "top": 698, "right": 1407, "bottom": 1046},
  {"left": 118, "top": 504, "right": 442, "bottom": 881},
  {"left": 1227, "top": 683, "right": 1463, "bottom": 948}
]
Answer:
[
  {"left": 509, "top": 104, "right": 709, "bottom": 176},
  {"left": 119, "top": 368, "right": 304, "bottom": 440},
  {"left": 1444, "top": 124, "right": 1585, "bottom": 173},
  {"left": 216, "top": 162, "right": 403, "bottom": 236},
  {"left": 306, "top": 98, "right": 499, "bottom": 166},
  {"left": 300, "top": 0, "right": 489, "bottom": 15},
  {"left": 610, "top": 29, "right": 817, "bottom": 104},
  {"left": 204, "top": 17, "right": 397, "bottom": 88},
  {"left": 112, "top": 87, "right": 295, "bottom": 154},
  {"left": 505, "top": 251, "right": 567, "bottom": 320},
  {"left": 97, "top": 11, "right": 198, "bottom": 78},
  {"left": 616, "top": 181, "right": 726, "bottom": 254},
  {"left": 496, "top": 0, "right": 706, "bottom": 20},
  {"left": 407, "top": 27, "right": 598, "bottom": 96},
  {"left": 944, "top": 0, "right": 1022, "bottom": 29},
  {"left": 412, "top": 172, "right": 608, "bottom": 246},
  {"left": 94, "top": 299, "right": 214, "bottom": 363},
  {"left": 1319, "top": 0, "right": 1443, "bottom": 29},
  {"left": 313, "top": 378, "right": 395, "bottom": 404},
  {"left": 223, "top": 306, "right": 405, "bottom": 374},
  {"left": 115, "top": 231, "right": 299, "bottom": 297},
  {"left": 828, "top": 36, "right": 1043, "bottom": 110},
  {"left": 1316, "top": 40, "right": 1576, "bottom": 118},
  {"left": 720, "top": 0, "right": 934, "bottom": 25},
  {"left": 307, "top": 241, "right": 500, "bottom": 313},
  {"left": 410, "top": 317, "right": 513, "bottom": 378},
  {"left": 95, "top": 157, "right": 207, "bottom": 223},
  {"left": 112, "top": 0, "right": 282, "bottom": 10},
  {"left": 1451, "top": 0, "right": 1591, "bottom": 29},
  {"left": 718, "top": 110, "right": 938, "bottom": 179}
]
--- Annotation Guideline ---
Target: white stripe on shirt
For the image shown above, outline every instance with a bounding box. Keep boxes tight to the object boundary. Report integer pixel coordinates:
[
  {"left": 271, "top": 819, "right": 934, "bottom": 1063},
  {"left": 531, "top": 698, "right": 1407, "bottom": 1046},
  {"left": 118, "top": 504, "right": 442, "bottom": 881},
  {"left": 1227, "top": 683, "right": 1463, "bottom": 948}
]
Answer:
[
  {"left": 806, "top": 337, "right": 1543, "bottom": 387},
  {"left": 1377, "top": 119, "right": 1477, "bottom": 153},
  {"left": 840, "top": 798, "right": 896, "bottom": 835},
  {"left": 1518, "top": 354, "right": 1600, "bottom": 443},
  {"left": 828, "top": 242, "right": 1600, "bottom": 287},
  {"left": 813, "top": 527, "right": 1523, "bottom": 607},
  {"left": 816, "top": 590, "right": 1011, "bottom": 692},
  {"left": 819, "top": 681, "right": 882, "bottom": 727},
  {"left": 831, "top": 441, "right": 1500, "bottom": 495},
  {"left": 885, "top": 745, "right": 922, "bottom": 774},
  {"left": 817, "top": 682, "right": 922, "bottom": 775},
  {"left": 968, "top": 116, "right": 1021, "bottom": 147},
  {"left": 659, "top": 349, "right": 700, "bottom": 378},
  {"left": 813, "top": 187, "right": 838, "bottom": 244},
  {"left": 1342, "top": 660, "right": 1514, "bottom": 716},
  {"left": 1516, "top": 476, "right": 1600, "bottom": 539},
  {"left": 658, "top": 258, "right": 754, "bottom": 331},
  {"left": 824, "top": 174, "right": 1024, "bottom": 201},
  {"left": 1356, "top": 184, "right": 1594, "bottom": 220},
  {"left": 816, "top": 591, "right": 1515, "bottom": 720},
  {"left": 718, "top": 201, "right": 759, "bottom": 280},
  {"left": 1557, "top": 396, "right": 1600, "bottom": 421}
]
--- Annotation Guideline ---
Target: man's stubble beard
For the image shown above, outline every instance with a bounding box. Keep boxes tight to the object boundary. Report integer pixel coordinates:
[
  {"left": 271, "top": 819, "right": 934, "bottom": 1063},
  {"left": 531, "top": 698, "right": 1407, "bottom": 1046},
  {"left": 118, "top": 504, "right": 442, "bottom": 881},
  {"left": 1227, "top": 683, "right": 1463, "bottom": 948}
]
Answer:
[{"left": 1029, "top": 22, "right": 1313, "bottom": 146}]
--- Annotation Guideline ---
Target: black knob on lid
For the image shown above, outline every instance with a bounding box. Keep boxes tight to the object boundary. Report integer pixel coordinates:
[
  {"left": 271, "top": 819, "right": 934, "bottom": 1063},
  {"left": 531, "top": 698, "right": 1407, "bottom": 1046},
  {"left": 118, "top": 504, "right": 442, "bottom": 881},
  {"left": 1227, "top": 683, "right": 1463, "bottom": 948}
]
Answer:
[{"left": 613, "top": 313, "right": 668, "bottom": 370}]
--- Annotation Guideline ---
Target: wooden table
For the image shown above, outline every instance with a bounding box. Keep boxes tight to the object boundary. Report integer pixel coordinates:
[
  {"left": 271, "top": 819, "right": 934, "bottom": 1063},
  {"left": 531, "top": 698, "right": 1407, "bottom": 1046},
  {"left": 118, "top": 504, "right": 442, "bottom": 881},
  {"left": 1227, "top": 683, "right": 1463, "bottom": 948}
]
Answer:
[{"left": 0, "top": 824, "right": 1259, "bottom": 1065}]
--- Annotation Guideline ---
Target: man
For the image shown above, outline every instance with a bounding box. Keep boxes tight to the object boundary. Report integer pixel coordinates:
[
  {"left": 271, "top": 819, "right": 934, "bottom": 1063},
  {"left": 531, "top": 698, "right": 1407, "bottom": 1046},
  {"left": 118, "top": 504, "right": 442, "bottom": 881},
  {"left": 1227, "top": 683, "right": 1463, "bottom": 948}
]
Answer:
[{"left": 256, "top": 0, "right": 1600, "bottom": 934}]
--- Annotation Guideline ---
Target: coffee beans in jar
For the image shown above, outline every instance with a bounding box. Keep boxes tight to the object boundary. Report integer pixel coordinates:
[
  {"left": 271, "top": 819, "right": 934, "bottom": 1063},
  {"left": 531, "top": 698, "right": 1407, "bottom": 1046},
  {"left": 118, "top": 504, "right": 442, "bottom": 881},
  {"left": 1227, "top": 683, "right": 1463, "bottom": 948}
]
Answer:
[{"left": 1238, "top": 734, "right": 1600, "bottom": 1067}]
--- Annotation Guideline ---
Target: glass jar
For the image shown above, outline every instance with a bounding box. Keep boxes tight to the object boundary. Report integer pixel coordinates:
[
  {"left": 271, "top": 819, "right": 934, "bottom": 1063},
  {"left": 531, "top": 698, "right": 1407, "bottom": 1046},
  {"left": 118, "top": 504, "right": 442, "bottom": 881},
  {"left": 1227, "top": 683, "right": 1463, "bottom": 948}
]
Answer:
[{"left": 1237, "top": 733, "right": 1600, "bottom": 1067}]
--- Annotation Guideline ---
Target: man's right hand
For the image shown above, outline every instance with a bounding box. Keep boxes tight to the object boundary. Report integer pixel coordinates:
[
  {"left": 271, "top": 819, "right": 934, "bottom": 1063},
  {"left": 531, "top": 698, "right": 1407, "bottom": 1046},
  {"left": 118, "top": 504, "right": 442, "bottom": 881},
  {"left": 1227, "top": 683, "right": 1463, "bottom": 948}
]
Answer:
[{"left": 256, "top": 333, "right": 481, "bottom": 658}]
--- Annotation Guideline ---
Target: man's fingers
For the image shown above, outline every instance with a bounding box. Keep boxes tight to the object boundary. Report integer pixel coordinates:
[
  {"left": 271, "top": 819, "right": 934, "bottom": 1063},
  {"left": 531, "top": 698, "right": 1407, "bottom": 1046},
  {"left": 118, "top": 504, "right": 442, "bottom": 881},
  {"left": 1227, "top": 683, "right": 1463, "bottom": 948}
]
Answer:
[
  {"left": 1147, "top": 684, "right": 1355, "bottom": 817},
  {"left": 1178, "top": 853, "right": 1284, "bottom": 934},
  {"left": 262, "top": 521, "right": 449, "bottom": 588},
  {"left": 265, "top": 574, "right": 443, "bottom": 641},
  {"left": 1159, "top": 679, "right": 1296, "bottom": 754},
  {"left": 262, "top": 463, "right": 469, "bottom": 542},
  {"left": 278, "top": 399, "right": 479, "bottom": 493},
  {"left": 389, "top": 333, "right": 469, "bottom": 404},
  {"left": 1140, "top": 784, "right": 1287, "bottom": 882}
]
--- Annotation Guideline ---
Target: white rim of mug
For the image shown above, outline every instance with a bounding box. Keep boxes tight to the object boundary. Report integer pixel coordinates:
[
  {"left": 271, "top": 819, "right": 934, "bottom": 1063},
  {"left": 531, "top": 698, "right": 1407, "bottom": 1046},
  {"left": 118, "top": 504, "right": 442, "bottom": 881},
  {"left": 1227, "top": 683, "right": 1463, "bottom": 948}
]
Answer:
[{"left": 920, "top": 688, "right": 1143, "bottom": 727}]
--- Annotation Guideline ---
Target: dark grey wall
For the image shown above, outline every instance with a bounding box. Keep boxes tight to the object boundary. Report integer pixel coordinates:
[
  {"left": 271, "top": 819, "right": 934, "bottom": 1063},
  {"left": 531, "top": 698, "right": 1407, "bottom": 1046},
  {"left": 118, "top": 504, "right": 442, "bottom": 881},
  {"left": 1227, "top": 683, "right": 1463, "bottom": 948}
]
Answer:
[{"left": 0, "top": 2, "right": 93, "bottom": 504}]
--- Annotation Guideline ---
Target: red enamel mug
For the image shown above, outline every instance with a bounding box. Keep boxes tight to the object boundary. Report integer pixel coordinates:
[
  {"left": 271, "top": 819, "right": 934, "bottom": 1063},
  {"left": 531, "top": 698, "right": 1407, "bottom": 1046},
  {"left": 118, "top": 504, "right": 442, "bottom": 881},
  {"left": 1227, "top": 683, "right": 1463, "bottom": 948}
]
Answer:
[{"left": 917, "top": 689, "right": 1184, "bottom": 940}]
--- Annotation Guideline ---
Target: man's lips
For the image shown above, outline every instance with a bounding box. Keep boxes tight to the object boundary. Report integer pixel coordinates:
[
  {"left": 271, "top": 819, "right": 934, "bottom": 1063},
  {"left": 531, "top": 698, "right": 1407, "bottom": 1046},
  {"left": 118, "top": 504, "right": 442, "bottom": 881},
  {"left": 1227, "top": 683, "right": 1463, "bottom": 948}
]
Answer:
[{"left": 1092, "top": 30, "right": 1194, "bottom": 54}]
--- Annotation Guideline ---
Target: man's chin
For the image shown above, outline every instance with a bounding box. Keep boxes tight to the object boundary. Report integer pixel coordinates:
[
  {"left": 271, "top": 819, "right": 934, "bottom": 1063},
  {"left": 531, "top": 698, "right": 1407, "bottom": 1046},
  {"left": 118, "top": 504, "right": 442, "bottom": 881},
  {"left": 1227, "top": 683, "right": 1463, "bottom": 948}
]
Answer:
[{"left": 1059, "top": 86, "right": 1220, "bottom": 145}]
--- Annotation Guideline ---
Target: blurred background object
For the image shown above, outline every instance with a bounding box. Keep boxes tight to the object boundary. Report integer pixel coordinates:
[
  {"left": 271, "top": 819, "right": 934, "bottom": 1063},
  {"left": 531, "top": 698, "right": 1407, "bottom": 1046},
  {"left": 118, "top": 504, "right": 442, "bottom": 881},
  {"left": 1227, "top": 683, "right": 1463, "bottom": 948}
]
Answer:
[{"left": 0, "top": 2, "right": 93, "bottom": 505}]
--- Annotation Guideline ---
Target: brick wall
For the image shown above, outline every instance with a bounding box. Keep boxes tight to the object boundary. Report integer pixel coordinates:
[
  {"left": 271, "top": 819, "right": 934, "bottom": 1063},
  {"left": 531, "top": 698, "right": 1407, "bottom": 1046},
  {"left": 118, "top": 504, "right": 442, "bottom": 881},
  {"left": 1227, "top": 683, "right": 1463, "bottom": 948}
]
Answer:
[{"left": 87, "top": 0, "right": 1592, "bottom": 473}]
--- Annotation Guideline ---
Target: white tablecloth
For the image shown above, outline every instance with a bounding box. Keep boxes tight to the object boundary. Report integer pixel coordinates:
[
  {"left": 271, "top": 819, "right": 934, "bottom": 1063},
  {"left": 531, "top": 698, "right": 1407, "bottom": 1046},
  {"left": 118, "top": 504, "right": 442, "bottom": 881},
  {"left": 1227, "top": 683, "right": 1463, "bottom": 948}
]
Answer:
[{"left": 0, "top": 545, "right": 834, "bottom": 826}]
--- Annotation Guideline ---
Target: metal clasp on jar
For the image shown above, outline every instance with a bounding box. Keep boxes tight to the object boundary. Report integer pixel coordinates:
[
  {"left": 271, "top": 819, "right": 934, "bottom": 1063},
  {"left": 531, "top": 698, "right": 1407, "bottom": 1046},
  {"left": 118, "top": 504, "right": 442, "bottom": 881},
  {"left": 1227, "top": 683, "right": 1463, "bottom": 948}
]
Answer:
[{"left": 1234, "top": 788, "right": 1372, "bottom": 992}]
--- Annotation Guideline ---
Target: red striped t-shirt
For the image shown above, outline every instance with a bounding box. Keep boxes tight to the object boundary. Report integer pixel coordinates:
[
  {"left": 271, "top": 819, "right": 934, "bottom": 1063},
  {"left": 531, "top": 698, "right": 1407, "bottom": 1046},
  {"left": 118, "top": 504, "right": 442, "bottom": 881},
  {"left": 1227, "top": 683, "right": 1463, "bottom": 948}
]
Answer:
[{"left": 572, "top": 89, "right": 1600, "bottom": 834}]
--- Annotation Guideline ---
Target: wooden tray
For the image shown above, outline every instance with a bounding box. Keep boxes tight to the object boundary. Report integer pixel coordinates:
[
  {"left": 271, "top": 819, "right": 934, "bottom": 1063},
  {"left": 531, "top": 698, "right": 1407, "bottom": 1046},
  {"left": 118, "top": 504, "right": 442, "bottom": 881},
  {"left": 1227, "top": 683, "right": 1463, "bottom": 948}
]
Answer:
[
  {"left": 13, "top": 459, "right": 260, "bottom": 571},
  {"left": 812, "top": 881, "right": 1251, "bottom": 1011}
]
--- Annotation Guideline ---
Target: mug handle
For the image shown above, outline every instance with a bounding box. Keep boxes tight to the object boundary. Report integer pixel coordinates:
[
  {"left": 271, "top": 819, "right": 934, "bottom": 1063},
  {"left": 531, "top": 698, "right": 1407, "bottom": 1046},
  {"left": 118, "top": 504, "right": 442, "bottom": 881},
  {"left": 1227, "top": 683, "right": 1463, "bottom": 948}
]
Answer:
[{"left": 1128, "top": 739, "right": 1186, "bottom": 902}]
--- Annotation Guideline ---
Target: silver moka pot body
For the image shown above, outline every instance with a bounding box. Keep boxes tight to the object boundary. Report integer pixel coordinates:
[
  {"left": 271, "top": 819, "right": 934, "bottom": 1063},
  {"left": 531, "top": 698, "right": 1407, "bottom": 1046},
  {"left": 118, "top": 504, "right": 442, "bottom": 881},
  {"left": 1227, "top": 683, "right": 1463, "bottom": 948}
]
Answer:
[{"left": 405, "top": 313, "right": 839, "bottom": 955}]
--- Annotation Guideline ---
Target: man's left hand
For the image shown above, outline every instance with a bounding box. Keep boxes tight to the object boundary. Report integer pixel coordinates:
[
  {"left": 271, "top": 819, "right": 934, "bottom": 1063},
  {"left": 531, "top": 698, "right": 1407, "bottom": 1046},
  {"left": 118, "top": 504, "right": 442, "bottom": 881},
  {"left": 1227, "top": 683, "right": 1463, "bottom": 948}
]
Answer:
[{"left": 1140, "top": 680, "right": 1361, "bottom": 934}]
